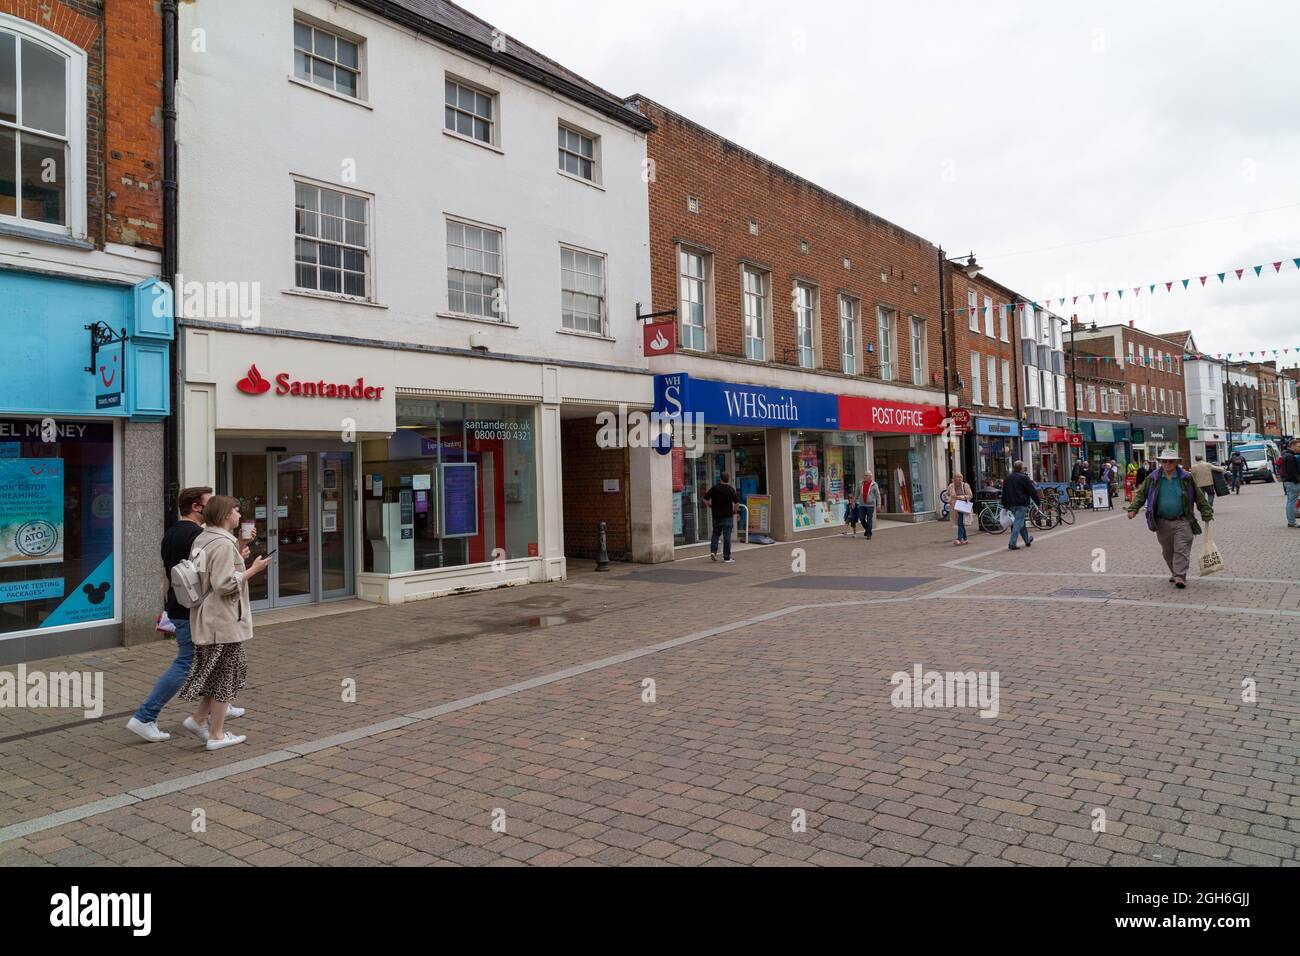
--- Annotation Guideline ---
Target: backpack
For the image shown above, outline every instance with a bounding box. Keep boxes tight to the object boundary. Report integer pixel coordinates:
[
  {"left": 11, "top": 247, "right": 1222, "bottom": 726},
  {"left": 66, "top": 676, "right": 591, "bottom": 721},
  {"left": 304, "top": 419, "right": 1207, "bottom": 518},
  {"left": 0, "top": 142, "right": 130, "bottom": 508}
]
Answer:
[{"left": 169, "top": 537, "right": 223, "bottom": 609}]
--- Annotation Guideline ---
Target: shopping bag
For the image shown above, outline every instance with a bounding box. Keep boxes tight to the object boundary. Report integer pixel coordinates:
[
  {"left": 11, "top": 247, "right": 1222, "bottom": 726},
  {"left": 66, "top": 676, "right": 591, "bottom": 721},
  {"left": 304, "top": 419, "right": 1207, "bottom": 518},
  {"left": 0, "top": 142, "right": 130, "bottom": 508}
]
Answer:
[
  {"left": 955, "top": 500, "right": 974, "bottom": 515},
  {"left": 998, "top": 508, "right": 1014, "bottom": 531},
  {"left": 1198, "top": 526, "right": 1225, "bottom": 576}
]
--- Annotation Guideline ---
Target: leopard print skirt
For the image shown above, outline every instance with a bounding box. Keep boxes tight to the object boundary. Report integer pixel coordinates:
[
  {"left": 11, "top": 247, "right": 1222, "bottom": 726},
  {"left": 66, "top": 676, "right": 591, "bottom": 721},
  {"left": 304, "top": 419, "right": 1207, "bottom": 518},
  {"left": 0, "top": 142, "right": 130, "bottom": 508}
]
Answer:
[{"left": 179, "top": 643, "right": 248, "bottom": 703}]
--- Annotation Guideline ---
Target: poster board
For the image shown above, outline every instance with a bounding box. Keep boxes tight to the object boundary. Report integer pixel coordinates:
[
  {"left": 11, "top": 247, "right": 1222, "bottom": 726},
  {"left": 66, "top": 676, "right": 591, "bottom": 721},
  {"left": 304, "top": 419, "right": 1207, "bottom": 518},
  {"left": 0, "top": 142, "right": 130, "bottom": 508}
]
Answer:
[
  {"left": 746, "top": 494, "right": 771, "bottom": 534},
  {"left": 438, "top": 462, "right": 478, "bottom": 538},
  {"left": 0, "top": 458, "right": 64, "bottom": 567}
]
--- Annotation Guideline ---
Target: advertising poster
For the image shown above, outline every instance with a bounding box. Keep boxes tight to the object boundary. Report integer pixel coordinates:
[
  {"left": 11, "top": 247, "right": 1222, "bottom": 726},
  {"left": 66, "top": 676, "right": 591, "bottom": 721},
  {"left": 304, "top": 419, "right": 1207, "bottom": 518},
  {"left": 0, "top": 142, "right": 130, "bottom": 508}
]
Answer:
[
  {"left": 825, "top": 447, "right": 843, "bottom": 502},
  {"left": 746, "top": 494, "right": 771, "bottom": 534},
  {"left": 0, "top": 458, "right": 64, "bottom": 567},
  {"left": 672, "top": 445, "right": 685, "bottom": 493},
  {"left": 672, "top": 492, "right": 683, "bottom": 535},
  {"left": 798, "top": 444, "right": 820, "bottom": 500},
  {"left": 439, "top": 463, "right": 478, "bottom": 538}
]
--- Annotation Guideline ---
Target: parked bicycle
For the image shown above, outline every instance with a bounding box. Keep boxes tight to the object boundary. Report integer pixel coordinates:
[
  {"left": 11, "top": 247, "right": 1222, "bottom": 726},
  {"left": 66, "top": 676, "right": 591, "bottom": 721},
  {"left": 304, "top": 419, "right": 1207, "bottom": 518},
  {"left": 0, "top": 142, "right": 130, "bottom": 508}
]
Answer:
[{"left": 1041, "top": 486, "right": 1075, "bottom": 526}]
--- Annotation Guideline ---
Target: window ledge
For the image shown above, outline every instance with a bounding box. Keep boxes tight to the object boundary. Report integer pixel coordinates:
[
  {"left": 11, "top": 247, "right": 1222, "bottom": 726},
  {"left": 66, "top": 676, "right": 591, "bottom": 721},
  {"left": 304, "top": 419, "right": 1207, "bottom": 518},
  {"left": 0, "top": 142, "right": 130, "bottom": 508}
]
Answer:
[
  {"left": 556, "top": 327, "right": 614, "bottom": 342},
  {"left": 0, "top": 221, "right": 94, "bottom": 250},
  {"left": 442, "top": 128, "right": 504, "bottom": 155},
  {"left": 287, "top": 75, "right": 373, "bottom": 110},
  {"left": 282, "top": 288, "right": 387, "bottom": 309},
  {"left": 436, "top": 311, "right": 518, "bottom": 328},
  {"left": 557, "top": 169, "right": 605, "bottom": 191}
]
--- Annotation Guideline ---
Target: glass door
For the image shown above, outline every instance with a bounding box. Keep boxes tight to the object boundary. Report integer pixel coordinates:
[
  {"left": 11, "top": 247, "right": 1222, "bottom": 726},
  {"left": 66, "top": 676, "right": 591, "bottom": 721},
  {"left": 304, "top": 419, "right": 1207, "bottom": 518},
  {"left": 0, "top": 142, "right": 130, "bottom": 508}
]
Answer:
[
  {"left": 230, "top": 454, "right": 270, "bottom": 606},
  {"left": 274, "top": 454, "right": 313, "bottom": 606},
  {"left": 319, "top": 452, "right": 353, "bottom": 599}
]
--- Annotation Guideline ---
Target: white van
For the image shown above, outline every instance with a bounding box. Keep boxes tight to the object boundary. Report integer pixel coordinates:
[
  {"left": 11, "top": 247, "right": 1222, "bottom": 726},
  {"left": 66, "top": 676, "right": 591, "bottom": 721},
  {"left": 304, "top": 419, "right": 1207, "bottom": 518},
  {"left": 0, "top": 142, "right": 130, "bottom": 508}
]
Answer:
[{"left": 1236, "top": 442, "right": 1279, "bottom": 483}]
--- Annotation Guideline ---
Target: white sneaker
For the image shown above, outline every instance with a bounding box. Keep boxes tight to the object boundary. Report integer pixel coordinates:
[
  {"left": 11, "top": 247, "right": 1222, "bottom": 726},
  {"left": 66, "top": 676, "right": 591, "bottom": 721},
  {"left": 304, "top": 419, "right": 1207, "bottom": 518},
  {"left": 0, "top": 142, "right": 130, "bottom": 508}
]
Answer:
[
  {"left": 709, "top": 553, "right": 717, "bottom": 562},
  {"left": 226, "top": 705, "right": 245, "bottom": 719},
  {"left": 206, "top": 732, "right": 246, "bottom": 752},
  {"left": 182, "top": 715, "right": 210, "bottom": 742},
  {"left": 126, "top": 717, "right": 170, "bottom": 742},
  {"left": 724, "top": 558, "right": 736, "bottom": 564}
]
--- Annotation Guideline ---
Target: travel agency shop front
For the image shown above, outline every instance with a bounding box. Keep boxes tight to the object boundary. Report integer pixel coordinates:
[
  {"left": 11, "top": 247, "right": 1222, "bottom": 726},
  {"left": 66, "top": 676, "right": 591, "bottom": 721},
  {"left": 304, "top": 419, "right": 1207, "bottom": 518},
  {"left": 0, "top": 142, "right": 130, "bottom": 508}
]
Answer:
[
  {"left": 653, "top": 371, "right": 946, "bottom": 547},
  {"left": 181, "top": 325, "right": 658, "bottom": 610},
  {"left": 0, "top": 272, "right": 173, "bottom": 666}
]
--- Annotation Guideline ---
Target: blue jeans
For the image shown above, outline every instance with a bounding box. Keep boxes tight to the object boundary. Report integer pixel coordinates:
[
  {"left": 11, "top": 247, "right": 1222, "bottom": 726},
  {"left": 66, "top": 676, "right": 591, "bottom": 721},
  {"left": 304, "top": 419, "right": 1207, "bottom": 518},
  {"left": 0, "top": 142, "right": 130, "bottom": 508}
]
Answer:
[
  {"left": 1285, "top": 482, "right": 1300, "bottom": 526},
  {"left": 1009, "top": 506, "right": 1031, "bottom": 547},
  {"left": 956, "top": 512, "right": 967, "bottom": 541},
  {"left": 862, "top": 506, "right": 874, "bottom": 538},
  {"left": 711, "top": 517, "right": 734, "bottom": 560},
  {"left": 134, "top": 619, "right": 193, "bottom": 723}
]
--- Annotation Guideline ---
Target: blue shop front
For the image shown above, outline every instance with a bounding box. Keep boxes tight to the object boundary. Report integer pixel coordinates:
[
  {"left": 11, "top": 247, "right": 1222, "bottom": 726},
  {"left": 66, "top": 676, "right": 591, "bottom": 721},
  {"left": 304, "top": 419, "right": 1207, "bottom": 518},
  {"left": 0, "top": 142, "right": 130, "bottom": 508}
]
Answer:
[{"left": 0, "top": 270, "right": 173, "bottom": 664}]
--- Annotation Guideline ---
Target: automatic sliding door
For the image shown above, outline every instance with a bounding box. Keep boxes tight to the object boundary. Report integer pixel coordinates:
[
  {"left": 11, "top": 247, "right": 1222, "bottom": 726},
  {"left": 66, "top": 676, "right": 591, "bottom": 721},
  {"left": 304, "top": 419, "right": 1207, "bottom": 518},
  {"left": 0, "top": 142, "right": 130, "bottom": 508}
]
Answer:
[{"left": 275, "top": 454, "right": 312, "bottom": 604}]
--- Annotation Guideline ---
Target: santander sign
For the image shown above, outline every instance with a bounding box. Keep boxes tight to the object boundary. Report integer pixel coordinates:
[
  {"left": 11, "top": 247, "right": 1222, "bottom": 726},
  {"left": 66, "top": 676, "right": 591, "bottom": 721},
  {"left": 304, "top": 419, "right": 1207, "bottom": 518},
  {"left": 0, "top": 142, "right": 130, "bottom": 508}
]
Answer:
[{"left": 236, "top": 364, "right": 385, "bottom": 401}]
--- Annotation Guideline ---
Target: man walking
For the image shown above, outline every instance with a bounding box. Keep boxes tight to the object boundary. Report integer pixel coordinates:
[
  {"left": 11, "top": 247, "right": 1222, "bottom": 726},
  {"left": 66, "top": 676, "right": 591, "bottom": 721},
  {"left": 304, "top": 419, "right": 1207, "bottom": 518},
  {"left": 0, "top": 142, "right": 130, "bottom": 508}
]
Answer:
[
  {"left": 704, "top": 471, "right": 740, "bottom": 563},
  {"left": 127, "top": 486, "right": 245, "bottom": 741},
  {"left": 1128, "top": 448, "right": 1214, "bottom": 589},
  {"left": 1282, "top": 438, "right": 1300, "bottom": 528},
  {"left": 860, "top": 471, "right": 882, "bottom": 540},
  {"left": 1190, "top": 455, "right": 1226, "bottom": 507},
  {"left": 1229, "top": 451, "right": 1245, "bottom": 493},
  {"left": 1001, "top": 460, "right": 1039, "bottom": 551}
]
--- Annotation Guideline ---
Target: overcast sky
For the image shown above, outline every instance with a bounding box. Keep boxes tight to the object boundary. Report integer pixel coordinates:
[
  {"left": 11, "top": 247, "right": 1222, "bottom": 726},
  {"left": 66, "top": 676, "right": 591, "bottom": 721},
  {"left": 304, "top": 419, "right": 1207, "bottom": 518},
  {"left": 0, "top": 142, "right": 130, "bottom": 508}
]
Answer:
[{"left": 466, "top": 0, "right": 1300, "bottom": 366}]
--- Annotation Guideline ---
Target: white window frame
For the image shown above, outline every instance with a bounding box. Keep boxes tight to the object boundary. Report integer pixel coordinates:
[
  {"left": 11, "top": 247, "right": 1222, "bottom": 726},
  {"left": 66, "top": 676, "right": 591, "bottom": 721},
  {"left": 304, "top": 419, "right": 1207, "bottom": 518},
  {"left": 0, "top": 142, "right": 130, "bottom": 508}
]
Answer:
[
  {"left": 558, "top": 121, "right": 600, "bottom": 184},
  {"left": 444, "top": 214, "right": 506, "bottom": 320},
  {"left": 1001, "top": 359, "right": 1012, "bottom": 409},
  {"left": 0, "top": 15, "right": 87, "bottom": 239},
  {"left": 293, "top": 16, "right": 364, "bottom": 101},
  {"left": 878, "top": 306, "right": 896, "bottom": 381},
  {"left": 987, "top": 354, "right": 998, "bottom": 407},
  {"left": 1025, "top": 363, "right": 1039, "bottom": 407},
  {"left": 794, "top": 282, "right": 818, "bottom": 369},
  {"left": 1141, "top": 385, "right": 1148, "bottom": 410},
  {"left": 678, "top": 245, "right": 711, "bottom": 353},
  {"left": 742, "top": 266, "right": 768, "bottom": 361},
  {"left": 840, "top": 294, "right": 859, "bottom": 375},
  {"left": 1101, "top": 388, "right": 1109, "bottom": 413},
  {"left": 968, "top": 289, "right": 979, "bottom": 332},
  {"left": 1087, "top": 385, "right": 1097, "bottom": 412},
  {"left": 1041, "top": 369, "right": 1055, "bottom": 410},
  {"left": 293, "top": 177, "right": 373, "bottom": 301},
  {"left": 910, "top": 315, "right": 927, "bottom": 386},
  {"left": 444, "top": 74, "right": 498, "bottom": 147},
  {"left": 970, "top": 353, "right": 982, "bottom": 405},
  {"left": 1131, "top": 383, "right": 1137, "bottom": 408},
  {"left": 1076, "top": 383, "right": 1084, "bottom": 411},
  {"left": 1058, "top": 376, "right": 1068, "bottom": 414},
  {"left": 999, "top": 304, "right": 1009, "bottom": 342},
  {"left": 559, "top": 243, "right": 606, "bottom": 335},
  {"left": 984, "top": 294, "right": 995, "bottom": 338}
]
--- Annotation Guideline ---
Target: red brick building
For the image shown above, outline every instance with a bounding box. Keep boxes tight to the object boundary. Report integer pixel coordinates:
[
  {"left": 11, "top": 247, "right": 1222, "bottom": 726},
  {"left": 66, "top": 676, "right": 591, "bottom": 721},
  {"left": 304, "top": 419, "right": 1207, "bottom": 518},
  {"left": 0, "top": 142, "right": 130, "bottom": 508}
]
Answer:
[{"left": 629, "top": 95, "right": 956, "bottom": 542}]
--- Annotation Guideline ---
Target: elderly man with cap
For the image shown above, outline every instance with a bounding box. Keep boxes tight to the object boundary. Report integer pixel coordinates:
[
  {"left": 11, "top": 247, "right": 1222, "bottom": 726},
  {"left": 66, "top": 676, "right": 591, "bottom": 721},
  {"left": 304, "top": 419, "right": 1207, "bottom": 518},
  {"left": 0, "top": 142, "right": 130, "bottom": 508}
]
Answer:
[{"left": 1127, "top": 449, "right": 1214, "bottom": 588}]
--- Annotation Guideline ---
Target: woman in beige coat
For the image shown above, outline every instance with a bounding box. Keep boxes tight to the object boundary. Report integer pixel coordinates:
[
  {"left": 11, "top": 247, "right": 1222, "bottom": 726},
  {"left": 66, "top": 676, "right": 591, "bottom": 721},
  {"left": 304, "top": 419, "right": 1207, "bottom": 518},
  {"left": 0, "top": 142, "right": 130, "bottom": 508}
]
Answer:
[
  {"left": 180, "top": 495, "right": 270, "bottom": 752},
  {"left": 946, "top": 473, "right": 974, "bottom": 546}
]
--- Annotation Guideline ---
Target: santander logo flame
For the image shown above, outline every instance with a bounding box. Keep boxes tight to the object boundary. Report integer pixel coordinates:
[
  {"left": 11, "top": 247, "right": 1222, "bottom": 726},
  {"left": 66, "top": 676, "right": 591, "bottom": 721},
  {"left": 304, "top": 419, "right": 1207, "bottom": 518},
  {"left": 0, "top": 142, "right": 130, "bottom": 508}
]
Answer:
[
  {"left": 650, "top": 329, "right": 670, "bottom": 351},
  {"left": 237, "top": 364, "right": 272, "bottom": 395}
]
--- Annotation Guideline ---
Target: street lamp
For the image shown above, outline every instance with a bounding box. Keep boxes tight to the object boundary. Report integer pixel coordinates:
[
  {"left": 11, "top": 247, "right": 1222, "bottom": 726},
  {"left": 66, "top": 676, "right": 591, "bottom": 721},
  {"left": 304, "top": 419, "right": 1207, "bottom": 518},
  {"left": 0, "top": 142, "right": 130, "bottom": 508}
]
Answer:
[{"left": 937, "top": 248, "right": 981, "bottom": 486}]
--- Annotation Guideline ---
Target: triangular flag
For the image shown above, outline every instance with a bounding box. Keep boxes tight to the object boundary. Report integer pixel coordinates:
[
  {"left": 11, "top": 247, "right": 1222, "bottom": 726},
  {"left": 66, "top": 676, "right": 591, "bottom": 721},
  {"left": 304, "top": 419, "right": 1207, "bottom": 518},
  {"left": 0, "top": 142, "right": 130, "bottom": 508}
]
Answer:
[
  {"left": 1293, "top": 258, "right": 1300, "bottom": 269},
  {"left": 1217, "top": 273, "right": 1226, "bottom": 283},
  {"left": 1274, "top": 261, "right": 1283, "bottom": 272},
  {"left": 1254, "top": 265, "right": 1263, "bottom": 277},
  {"left": 1166, "top": 281, "right": 1173, "bottom": 292},
  {"left": 1235, "top": 269, "right": 1244, "bottom": 279},
  {"left": 1072, "top": 296, "right": 1078, "bottom": 305},
  {"left": 1058, "top": 298, "right": 1065, "bottom": 307},
  {"left": 1088, "top": 294, "right": 1095, "bottom": 303},
  {"left": 1104, "top": 291, "right": 1110, "bottom": 300},
  {"left": 1199, "top": 276, "right": 1207, "bottom": 286},
  {"left": 1117, "top": 290, "right": 1124, "bottom": 299},
  {"left": 1134, "top": 287, "right": 1141, "bottom": 296},
  {"left": 1149, "top": 284, "right": 1156, "bottom": 294}
]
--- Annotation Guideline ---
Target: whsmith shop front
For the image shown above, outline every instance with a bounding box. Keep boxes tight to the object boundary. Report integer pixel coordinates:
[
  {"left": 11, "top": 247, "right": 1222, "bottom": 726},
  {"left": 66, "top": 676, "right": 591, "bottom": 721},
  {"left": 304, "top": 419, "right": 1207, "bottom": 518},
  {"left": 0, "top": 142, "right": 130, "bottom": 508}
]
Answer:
[{"left": 653, "top": 373, "right": 945, "bottom": 547}]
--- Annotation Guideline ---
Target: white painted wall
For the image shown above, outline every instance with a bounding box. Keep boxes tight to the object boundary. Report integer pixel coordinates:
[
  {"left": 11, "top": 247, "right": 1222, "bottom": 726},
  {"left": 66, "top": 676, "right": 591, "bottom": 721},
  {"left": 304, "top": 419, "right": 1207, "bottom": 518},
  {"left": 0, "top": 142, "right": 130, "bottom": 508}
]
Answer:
[{"left": 176, "top": 0, "right": 650, "bottom": 367}]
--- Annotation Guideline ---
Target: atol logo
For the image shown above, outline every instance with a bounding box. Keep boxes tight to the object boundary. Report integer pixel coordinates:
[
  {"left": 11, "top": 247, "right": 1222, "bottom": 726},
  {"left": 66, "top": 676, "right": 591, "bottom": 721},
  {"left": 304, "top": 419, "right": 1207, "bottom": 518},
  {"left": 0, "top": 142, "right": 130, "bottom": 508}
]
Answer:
[
  {"left": 236, "top": 365, "right": 273, "bottom": 395},
  {"left": 643, "top": 321, "right": 677, "bottom": 356}
]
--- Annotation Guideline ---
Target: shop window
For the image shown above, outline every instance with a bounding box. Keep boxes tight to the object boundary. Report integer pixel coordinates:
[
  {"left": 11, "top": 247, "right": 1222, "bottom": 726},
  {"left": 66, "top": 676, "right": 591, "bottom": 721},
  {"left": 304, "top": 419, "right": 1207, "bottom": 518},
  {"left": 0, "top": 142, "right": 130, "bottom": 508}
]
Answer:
[
  {"left": 0, "top": 418, "right": 115, "bottom": 637},
  {"left": 792, "top": 431, "right": 868, "bottom": 530},
  {"left": 873, "top": 434, "right": 934, "bottom": 515},
  {"left": 362, "top": 400, "right": 538, "bottom": 572},
  {"left": 674, "top": 429, "right": 767, "bottom": 546}
]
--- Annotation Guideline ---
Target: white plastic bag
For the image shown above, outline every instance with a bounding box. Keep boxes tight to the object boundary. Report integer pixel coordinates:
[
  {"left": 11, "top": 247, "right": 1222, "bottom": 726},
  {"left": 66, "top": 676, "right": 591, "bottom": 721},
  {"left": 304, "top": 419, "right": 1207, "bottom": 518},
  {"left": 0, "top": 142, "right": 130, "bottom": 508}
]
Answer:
[
  {"left": 999, "top": 507, "right": 1014, "bottom": 531},
  {"left": 1198, "top": 526, "right": 1225, "bottom": 576}
]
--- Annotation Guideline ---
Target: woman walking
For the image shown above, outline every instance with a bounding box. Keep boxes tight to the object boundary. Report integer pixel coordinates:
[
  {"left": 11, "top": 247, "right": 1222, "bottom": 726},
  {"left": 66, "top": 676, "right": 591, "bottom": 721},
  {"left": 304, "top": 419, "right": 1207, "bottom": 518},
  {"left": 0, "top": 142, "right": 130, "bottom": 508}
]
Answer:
[
  {"left": 181, "top": 495, "right": 270, "bottom": 752},
  {"left": 945, "top": 472, "right": 974, "bottom": 545}
]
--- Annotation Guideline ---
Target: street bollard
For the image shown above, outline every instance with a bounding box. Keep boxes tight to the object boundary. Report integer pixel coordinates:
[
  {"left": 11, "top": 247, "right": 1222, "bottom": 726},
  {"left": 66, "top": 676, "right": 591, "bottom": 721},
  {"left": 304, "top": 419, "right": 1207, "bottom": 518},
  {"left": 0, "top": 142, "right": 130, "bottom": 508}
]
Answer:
[{"left": 595, "top": 520, "right": 610, "bottom": 572}]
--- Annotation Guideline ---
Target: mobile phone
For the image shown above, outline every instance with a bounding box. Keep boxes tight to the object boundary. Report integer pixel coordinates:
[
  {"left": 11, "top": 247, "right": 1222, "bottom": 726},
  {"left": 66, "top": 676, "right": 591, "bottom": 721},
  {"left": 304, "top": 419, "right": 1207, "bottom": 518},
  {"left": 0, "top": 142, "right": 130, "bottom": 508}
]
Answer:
[{"left": 263, "top": 548, "right": 277, "bottom": 558}]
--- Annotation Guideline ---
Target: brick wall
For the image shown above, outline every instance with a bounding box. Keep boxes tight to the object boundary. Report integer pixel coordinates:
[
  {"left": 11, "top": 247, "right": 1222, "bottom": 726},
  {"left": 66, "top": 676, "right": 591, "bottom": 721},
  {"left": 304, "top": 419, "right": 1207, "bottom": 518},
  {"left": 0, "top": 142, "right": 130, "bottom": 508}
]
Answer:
[
  {"left": 1120, "top": 325, "right": 1189, "bottom": 420},
  {"left": 561, "top": 417, "right": 630, "bottom": 562},
  {"left": 1, "top": 0, "right": 161, "bottom": 252},
  {"left": 103, "top": 0, "right": 163, "bottom": 250},
  {"left": 633, "top": 97, "right": 946, "bottom": 398},
  {"left": 946, "top": 271, "right": 1021, "bottom": 419}
]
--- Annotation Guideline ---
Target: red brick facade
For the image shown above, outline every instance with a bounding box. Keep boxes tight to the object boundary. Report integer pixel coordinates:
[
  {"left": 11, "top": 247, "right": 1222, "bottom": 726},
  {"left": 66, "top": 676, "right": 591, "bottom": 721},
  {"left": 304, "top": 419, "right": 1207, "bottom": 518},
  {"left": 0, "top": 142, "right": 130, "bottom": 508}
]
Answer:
[
  {"left": 946, "top": 271, "right": 1020, "bottom": 421},
  {"left": 560, "top": 418, "right": 630, "bottom": 562},
  {"left": 631, "top": 96, "right": 947, "bottom": 398},
  {"left": 1, "top": 0, "right": 160, "bottom": 251},
  {"left": 1119, "top": 324, "right": 1189, "bottom": 422}
]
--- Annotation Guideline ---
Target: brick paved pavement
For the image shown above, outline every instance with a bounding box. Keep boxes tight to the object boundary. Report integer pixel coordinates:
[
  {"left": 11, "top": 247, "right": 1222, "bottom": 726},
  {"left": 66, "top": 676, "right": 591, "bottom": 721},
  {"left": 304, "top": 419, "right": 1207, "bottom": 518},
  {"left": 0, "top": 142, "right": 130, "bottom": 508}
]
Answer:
[{"left": 1, "top": 482, "right": 1297, "bottom": 866}]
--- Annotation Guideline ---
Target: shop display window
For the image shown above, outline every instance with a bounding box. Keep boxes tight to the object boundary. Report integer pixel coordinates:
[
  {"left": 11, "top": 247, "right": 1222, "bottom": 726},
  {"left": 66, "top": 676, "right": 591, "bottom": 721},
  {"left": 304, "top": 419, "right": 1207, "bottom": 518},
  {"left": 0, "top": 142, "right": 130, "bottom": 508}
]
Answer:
[{"left": 792, "top": 431, "right": 867, "bottom": 529}]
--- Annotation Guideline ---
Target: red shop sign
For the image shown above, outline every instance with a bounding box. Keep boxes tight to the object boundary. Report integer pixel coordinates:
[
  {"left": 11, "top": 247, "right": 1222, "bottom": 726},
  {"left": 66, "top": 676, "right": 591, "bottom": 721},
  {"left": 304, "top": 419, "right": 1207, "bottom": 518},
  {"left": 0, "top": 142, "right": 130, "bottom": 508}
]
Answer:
[{"left": 837, "top": 396, "right": 945, "bottom": 435}]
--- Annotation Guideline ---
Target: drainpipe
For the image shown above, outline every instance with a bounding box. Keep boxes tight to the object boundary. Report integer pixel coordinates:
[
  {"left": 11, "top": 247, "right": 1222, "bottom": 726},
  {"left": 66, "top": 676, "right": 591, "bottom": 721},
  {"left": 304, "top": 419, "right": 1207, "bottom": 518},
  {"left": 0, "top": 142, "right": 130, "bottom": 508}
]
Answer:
[{"left": 162, "top": 0, "right": 180, "bottom": 530}]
